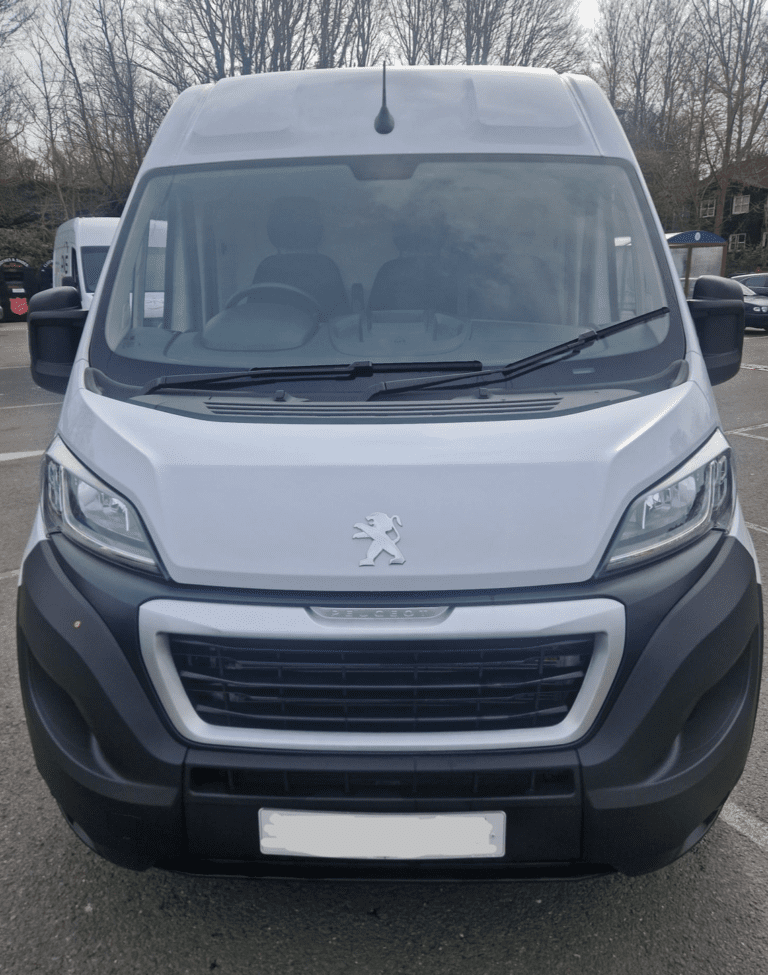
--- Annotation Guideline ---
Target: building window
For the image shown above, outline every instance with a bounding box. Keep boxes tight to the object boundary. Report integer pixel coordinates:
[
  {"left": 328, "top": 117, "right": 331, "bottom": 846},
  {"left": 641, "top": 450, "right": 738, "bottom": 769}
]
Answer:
[
  {"left": 729, "top": 233, "right": 747, "bottom": 251},
  {"left": 732, "top": 194, "right": 750, "bottom": 214},
  {"left": 700, "top": 199, "right": 715, "bottom": 218}
]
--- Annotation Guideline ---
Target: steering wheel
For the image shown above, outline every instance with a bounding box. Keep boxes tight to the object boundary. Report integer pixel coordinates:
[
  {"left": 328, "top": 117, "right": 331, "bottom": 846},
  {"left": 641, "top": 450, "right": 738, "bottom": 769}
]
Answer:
[{"left": 225, "top": 282, "right": 322, "bottom": 317}]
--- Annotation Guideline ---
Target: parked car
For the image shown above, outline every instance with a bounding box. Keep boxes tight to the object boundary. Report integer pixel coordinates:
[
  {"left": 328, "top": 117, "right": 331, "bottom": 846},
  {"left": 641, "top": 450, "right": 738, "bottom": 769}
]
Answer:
[
  {"left": 732, "top": 273, "right": 768, "bottom": 296},
  {"left": 734, "top": 280, "right": 768, "bottom": 330}
]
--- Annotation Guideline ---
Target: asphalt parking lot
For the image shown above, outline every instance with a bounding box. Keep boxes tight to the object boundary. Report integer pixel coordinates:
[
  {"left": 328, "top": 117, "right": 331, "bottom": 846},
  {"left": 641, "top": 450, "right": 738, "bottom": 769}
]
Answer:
[{"left": 1, "top": 322, "right": 767, "bottom": 975}]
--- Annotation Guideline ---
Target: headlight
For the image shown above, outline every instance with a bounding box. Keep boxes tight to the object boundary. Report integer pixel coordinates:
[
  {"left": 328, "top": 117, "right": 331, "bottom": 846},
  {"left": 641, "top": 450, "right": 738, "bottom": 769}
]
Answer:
[
  {"left": 599, "top": 431, "right": 735, "bottom": 574},
  {"left": 42, "top": 436, "right": 162, "bottom": 574}
]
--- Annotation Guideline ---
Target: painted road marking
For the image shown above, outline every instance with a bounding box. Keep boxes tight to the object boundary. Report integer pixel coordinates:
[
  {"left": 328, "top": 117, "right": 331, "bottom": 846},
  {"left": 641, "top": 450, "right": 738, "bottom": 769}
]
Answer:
[
  {"left": 731, "top": 432, "right": 768, "bottom": 442},
  {"left": 0, "top": 449, "right": 44, "bottom": 463},
  {"left": 741, "top": 363, "right": 768, "bottom": 371},
  {"left": 722, "top": 802, "right": 768, "bottom": 853},
  {"left": 0, "top": 402, "right": 59, "bottom": 410},
  {"left": 727, "top": 421, "right": 768, "bottom": 442},
  {"left": 746, "top": 522, "right": 768, "bottom": 535},
  {"left": 727, "top": 420, "right": 768, "bottom": 434},
  {"left": 0, "top": 569, "right": 19, "bottom": 582}
]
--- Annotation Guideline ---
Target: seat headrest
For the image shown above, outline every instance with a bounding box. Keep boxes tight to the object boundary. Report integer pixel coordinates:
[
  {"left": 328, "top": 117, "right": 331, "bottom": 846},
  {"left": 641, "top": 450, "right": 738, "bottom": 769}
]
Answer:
[{"left": 267, "top": 197, "right": 323, "bottom": 252}]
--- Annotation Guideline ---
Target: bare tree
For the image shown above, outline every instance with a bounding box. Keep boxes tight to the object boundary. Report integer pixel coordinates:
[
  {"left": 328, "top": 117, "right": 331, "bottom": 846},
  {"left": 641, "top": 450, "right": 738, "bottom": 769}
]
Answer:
[
  {"left": 591, "top": 0, "right": 630, "bottom": 108},
  {"left": 501, "top": 0, "right": 585, "bottom": 70},
  {"left": 459, "top": 0, "right": 507, "bottom": 63},
  {"left": 23, "top": 0, "right": 168, "bottom": 213},
  {"left": 655, "top": 0, "right": 693, "bottom": 146},
  {"left": 387, "top": 0, "right": 459, "bottom": 64},
  {"left": 690, "top": 0, "right": 768, "bottom": 234},
  {"left": 590, "top": 0, "right": 708, "bottom": 228},
  {"left": 266, "top": 0, "right": 314, "bottom": 71},
  {"left": 0, "top": 0, "right": 33, "bottom": 46},
  {"left": 350, "top": 0, "right": 388, "bottom": 64},
  {"left": 141, "top": 0, "right": 323, "bottom": 87},
  {"left": 311, "top": 0, "right": 356, "bottom": 66},
  {"left": 142, "top": 0, "right": 247, "bottom": 88}
]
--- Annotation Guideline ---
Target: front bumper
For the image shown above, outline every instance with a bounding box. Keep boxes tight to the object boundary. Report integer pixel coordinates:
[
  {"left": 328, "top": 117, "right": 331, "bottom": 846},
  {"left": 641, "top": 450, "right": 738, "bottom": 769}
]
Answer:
[{"left": 17, "top": 531, "right": 762, "bottom": 877}]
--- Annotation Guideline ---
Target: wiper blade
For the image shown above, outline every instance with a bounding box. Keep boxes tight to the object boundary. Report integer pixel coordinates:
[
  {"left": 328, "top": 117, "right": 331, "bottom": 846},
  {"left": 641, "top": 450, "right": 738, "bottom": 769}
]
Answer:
[
  {"left": 138, "top": 360, "right": 483, "bottom": 396},
  {"left": 367, "top": 307, "right": 670, "bottom": 400}
]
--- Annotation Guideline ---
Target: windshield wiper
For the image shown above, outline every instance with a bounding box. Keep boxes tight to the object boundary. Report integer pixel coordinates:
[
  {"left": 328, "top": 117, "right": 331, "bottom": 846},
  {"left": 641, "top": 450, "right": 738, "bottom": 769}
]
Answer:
[
  {"left": 138, "top": 360, "right": 483, "bottom": 396},
  {"left": 366, "top": 307, "right": 670, "bottom": 400}
]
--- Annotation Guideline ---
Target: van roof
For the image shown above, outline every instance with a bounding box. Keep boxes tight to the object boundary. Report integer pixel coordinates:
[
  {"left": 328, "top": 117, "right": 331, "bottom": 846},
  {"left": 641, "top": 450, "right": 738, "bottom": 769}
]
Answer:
[
  {"left": 142, "top": 66, "right": 633, "bottom": 173},
  {"left": 56, "top": 217, "right": 120, "bottom": 244}
]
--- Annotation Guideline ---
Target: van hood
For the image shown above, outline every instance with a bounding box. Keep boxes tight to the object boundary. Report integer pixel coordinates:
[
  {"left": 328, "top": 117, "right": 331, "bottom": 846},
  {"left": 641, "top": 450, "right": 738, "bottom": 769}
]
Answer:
[{"left": 59, "top": 378, "right": 718, "bottom": 591}]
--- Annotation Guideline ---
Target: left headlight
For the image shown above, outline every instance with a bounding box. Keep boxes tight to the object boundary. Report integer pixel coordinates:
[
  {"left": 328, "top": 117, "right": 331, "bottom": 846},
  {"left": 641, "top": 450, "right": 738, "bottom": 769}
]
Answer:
[
  {"left": 42, "top": 436, "right": 162, "bottom": 574},
  {"left": 599, "top": 431, "right": 735, "bottom": 575}
]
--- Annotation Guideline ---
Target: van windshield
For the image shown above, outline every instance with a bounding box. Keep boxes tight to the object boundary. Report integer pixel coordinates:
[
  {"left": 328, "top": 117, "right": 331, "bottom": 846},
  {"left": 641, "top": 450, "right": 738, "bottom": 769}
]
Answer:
[
  {"left": 92, "top": 155, "right": 684, "bottom": 403},
  {"left": 81, "top": 246, "right": 110, "bottom": 293}
]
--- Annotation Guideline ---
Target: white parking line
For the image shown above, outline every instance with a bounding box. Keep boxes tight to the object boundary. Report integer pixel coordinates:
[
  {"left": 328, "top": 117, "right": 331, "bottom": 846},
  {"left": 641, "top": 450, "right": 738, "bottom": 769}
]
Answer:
[
  {"left": 726, "top": 420, "right": 768, "bottom": 442},
  {"left": 722, "top": 801, "right": 768, "bottom": 853},
  {"left": 0, "top": 569, "right": 19, "bottom": 582},
  {"left": 746, "top": 522, "right": 768, "bottom": 535},
  {"left": 0, "top": 449, "right": 44, "bottom": 463},
  {"left": 727, "top": 420, "right": 768, "bottom": 434},
  {"left": 741, "top": 363, "right": 768, "bottom": 372},
  {"left": 731, "top": 432, "right": 768, "bottom": 442},
  {"left": 0, "top": 402, "right": 59, "bottom": 410}
]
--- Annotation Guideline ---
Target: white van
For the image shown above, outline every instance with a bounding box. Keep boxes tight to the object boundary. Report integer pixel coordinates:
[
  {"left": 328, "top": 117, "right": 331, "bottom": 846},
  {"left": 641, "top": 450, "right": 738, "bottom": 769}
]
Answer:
[
  {"left": 20, "top": 67, "right": 762, "bottom": 878},
  {"left": 52, "top": 216, "right": 119, "bottom": 310}
]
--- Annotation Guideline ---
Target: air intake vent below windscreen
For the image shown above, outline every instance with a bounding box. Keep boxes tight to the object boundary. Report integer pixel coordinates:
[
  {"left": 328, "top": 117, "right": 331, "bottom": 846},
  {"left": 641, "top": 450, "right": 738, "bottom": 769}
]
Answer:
[{"left": 204, "top": 398, "right": 562, "bottom": 420}]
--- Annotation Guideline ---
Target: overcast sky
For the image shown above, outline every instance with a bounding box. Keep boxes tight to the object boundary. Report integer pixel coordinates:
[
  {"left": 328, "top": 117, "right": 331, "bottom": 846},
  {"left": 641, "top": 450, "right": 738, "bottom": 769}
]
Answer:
[{"left": 579, "top": 0, "right": 598, "bottom": 27}]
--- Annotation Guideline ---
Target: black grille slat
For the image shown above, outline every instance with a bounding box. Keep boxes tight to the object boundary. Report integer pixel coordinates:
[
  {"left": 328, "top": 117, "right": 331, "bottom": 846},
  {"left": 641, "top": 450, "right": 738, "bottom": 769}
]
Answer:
[
  {"left": 188, "top": 766, "right": 576, "bottom": 799},
  {"left": 169, "top": 635, "right": 593, "bottom": 733},
  {"left": 177, "top": 670, "right": 585, "bottom": 694},
  {"left": 195, "top": 705, "right": 570, "bottom": 727}
]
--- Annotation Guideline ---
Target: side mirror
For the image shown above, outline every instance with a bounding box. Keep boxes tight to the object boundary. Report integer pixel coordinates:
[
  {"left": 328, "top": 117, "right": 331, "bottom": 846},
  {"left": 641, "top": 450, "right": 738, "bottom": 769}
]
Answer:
[
  {"left": 27, "top": 286, "right": 87, "bottom": 393},
  {"left": 687, "top": 276, "right": 745, "bottom": 385}
]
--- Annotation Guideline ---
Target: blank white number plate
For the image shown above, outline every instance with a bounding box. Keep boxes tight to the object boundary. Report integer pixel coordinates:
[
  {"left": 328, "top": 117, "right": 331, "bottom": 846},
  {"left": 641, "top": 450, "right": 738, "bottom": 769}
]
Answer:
[{"left": 259, "top": 809, "right": 506, "bottom": 859}]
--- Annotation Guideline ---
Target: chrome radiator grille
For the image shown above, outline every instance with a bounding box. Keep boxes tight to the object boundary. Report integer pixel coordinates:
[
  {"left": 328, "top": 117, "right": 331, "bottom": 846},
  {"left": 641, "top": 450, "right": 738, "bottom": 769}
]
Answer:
[{"left": 168, "top": 634, "right": 594, "bottom": 734}]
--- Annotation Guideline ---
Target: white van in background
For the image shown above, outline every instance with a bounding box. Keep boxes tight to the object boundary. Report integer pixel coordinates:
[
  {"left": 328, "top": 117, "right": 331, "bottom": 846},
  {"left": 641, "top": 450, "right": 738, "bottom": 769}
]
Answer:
[{"left": 52, "top": 217, "right": 119, "bottom": 310}]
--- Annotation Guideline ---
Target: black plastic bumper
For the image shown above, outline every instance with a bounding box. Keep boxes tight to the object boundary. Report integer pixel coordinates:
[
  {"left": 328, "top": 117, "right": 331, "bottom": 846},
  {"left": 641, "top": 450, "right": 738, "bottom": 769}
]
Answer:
[{"left": 16, "top": 532, "right": 762, "bottom": 877}]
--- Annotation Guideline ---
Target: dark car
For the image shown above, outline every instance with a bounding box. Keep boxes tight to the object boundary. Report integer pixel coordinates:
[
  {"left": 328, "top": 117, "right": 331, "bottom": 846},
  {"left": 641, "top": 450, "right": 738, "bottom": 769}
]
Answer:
[
  {"left": 733, "top": 273, "right": 768, "bottom": 296},
  {"left": 734, "top": 280, "right": 768, "bottom": 330}
]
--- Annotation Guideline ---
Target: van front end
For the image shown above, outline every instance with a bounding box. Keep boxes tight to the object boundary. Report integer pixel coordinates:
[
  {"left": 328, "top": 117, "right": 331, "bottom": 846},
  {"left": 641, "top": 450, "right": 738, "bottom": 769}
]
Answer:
[
  {"left": 17, "top": 509, "right": 762, "bottom": 876},
  {"left": 19, "top": 66, "right": 762, "bottom": 876},
  {"left": 16, "top": 379, "right": 763, "bottom": 877}
]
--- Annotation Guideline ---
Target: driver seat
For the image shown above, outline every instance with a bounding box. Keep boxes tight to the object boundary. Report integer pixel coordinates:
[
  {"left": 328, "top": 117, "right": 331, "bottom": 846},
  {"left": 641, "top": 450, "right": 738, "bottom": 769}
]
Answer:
[{"left": 253, "top": 197, "right": 350, "bottom": 321}]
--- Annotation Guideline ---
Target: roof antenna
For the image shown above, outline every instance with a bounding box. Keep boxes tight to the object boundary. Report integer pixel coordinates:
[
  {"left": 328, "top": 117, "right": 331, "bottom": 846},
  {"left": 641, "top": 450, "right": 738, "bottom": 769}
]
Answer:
[{"left": 374, "top": 63, "right": 395, "bottom": 135}]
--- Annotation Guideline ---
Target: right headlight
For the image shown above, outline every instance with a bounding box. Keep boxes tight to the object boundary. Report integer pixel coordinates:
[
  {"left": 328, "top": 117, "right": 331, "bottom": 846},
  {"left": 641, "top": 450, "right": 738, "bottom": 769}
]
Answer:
[
  {"left": 599, "top": 430, "right": 735, "bottom": 575},
  {"left": 42, "top": 436, "right": 162, "bottom": 574}
]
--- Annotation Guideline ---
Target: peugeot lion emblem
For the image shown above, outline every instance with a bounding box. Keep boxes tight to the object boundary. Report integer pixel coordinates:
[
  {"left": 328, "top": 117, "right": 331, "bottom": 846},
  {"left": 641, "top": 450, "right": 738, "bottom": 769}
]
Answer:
[{"left": 353, "top": 512, "right": 405, "bottom": 566}]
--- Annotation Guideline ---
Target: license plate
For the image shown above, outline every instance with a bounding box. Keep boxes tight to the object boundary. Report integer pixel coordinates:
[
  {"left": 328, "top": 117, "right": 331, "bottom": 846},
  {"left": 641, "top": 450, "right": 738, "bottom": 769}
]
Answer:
[{"left": 259, "top": 809, "right": 505, "bottom": 859}]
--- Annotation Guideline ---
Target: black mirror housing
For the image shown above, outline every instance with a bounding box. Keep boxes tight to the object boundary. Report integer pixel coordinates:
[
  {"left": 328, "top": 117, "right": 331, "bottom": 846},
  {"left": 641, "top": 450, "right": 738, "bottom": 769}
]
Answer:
[
  {"left": 687, "top": 275, "right": 745, "bottom": 385},
  {"left": 27, "top": 286, "right": 87, "bottom": 394}
]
